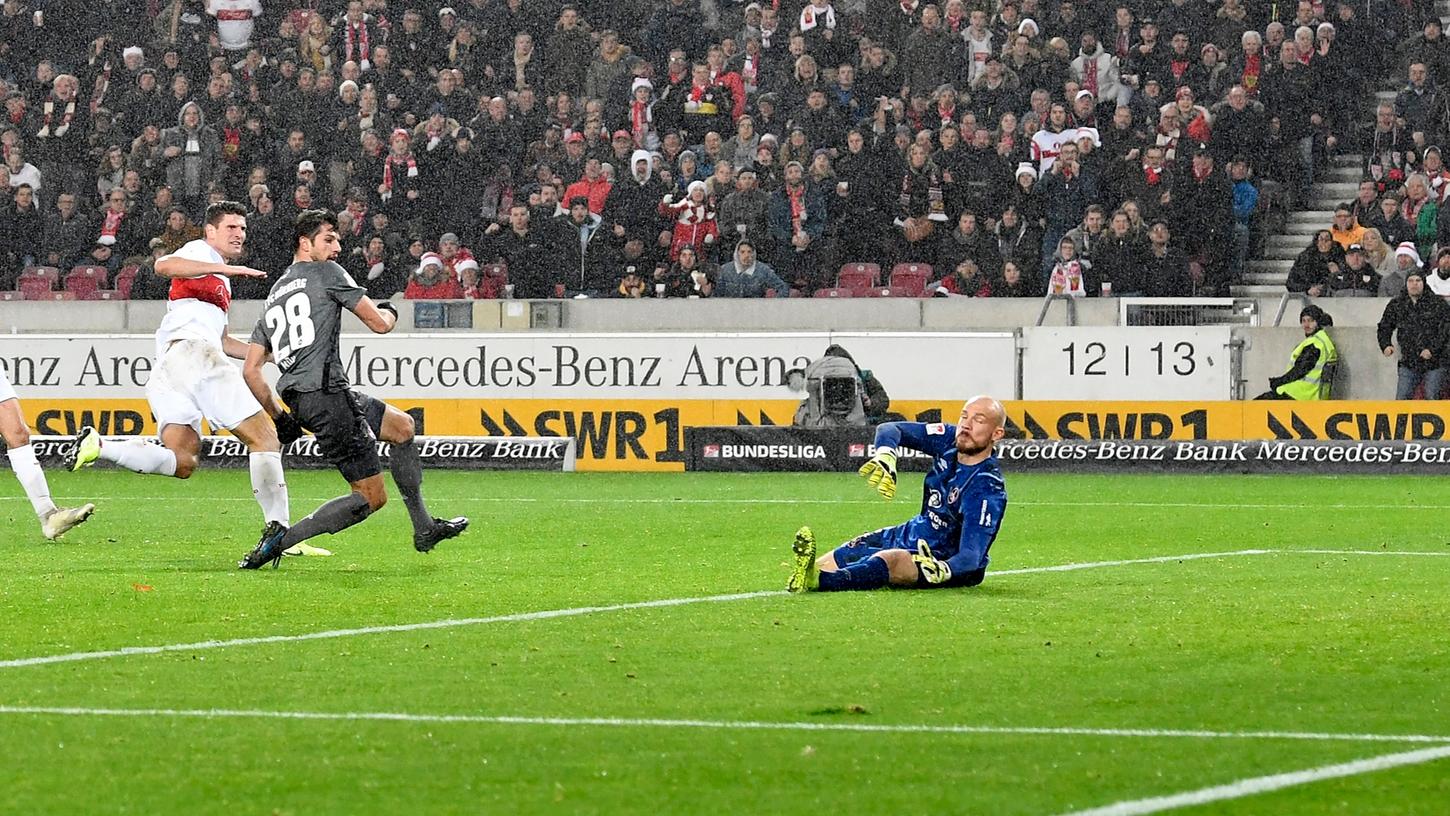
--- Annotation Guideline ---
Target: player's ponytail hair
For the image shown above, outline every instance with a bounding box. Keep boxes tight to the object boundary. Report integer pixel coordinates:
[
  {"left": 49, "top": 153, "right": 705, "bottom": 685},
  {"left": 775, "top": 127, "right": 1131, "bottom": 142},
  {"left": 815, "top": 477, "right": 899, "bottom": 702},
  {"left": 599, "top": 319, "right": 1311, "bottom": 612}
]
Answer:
[
  {"left": 204, "top": 200, "right": 248, "bottom": 226},
  {"left": 294, "top": 208, "right": 339, "bottom": 248}
]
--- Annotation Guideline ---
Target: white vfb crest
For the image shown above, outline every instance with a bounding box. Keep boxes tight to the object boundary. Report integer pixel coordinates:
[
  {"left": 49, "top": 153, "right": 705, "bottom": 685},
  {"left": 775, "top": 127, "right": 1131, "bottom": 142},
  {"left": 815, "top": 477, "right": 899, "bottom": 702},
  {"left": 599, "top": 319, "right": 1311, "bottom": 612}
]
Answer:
[{"left": 927, "top": 489, "right": 942, "bottom": 508}]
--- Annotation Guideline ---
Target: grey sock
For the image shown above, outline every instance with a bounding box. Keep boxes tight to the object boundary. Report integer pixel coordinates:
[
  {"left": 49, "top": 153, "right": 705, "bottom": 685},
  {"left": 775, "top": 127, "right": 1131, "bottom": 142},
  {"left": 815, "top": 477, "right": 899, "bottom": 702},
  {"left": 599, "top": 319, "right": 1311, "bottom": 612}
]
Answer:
[
  {"left": 281, "top": 492, "right": 372, "bottom": 547},
  {"left": 389, "top": 439, "right": 434, "bottom": 533}
]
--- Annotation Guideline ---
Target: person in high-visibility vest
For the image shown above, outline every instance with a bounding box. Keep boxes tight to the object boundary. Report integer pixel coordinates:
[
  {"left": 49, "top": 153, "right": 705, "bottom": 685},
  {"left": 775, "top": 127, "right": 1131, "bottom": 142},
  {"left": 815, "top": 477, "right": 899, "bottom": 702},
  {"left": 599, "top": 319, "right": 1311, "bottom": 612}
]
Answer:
[{"left": 1257, "top": 305, "right": 1338, "bottom": 400}]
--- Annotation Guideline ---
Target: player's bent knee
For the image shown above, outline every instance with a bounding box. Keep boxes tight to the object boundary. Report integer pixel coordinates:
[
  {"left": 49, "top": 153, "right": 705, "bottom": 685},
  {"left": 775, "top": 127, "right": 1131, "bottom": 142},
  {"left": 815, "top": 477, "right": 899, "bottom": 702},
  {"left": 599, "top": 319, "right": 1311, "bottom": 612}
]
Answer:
[
  {"left": 381, "top": 408, "right": 415, "bottom": 444},
  {"left": 234, "top": 412, "right": 280, "bottom": 452},
  {"left": 877, "top": 550, "right": 921, "bottom": 586}
]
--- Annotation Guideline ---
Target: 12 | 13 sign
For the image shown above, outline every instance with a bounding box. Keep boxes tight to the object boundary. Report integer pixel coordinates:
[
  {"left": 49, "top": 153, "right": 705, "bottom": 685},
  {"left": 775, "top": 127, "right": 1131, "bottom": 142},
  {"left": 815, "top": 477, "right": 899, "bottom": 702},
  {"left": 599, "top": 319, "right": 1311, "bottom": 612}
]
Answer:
[{"left": 1021, "top": 327, "right": 1234, "bottom": 400}]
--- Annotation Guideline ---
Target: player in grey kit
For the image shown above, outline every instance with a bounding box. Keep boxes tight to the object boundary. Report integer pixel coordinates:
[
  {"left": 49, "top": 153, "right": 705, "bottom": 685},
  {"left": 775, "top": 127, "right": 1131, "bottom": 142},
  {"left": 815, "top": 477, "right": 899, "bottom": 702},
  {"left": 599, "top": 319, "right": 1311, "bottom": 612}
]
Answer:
[{"left": 237, "top": 209, "right": 467, "bottom": 569}]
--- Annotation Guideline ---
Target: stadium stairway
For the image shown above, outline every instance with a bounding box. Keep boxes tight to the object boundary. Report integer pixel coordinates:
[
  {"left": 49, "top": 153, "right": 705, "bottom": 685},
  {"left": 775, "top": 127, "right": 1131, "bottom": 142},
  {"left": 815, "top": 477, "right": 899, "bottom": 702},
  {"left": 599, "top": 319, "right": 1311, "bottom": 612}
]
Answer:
[{"left": 1241, "top": 0, "right": 1450, "bottom": 298}]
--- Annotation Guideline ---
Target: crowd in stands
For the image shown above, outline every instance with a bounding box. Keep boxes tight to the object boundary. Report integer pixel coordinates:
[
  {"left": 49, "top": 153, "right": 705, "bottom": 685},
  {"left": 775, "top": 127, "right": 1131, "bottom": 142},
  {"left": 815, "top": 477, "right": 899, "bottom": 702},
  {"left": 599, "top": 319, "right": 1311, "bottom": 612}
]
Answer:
[{"left": 0, "top": 0, "right": 1444, "bottom": 300}]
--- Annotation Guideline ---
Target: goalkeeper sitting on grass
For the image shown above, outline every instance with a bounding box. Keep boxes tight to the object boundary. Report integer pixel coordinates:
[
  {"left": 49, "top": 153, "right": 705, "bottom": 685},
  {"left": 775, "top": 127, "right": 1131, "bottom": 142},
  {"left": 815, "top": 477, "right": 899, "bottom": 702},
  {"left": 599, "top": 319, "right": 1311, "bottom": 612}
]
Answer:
[{"left": 787, "top": 396, "right": 1008, "bottom": 593}]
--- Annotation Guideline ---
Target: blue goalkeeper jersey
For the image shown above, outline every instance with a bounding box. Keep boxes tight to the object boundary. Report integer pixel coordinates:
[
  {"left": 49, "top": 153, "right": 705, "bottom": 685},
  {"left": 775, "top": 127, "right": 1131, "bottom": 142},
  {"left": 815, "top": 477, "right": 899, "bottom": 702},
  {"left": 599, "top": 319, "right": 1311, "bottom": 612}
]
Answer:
[{"left": 873, "top": 421, "right": 1008, "bottom": 575}]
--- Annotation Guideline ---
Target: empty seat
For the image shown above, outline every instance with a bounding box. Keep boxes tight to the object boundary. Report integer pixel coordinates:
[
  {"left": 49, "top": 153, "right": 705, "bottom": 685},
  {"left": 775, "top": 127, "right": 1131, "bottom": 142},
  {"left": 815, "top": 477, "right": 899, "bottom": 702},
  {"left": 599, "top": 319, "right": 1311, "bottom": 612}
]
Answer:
[
  {"left": 888, "top": 263, "right": 932, "bottom": 296},
  {"left": 812, "top": 287, "right": 854, "bottom": 298},
  {"left": 836, "top": 262, "right": 881, "bottom": 292},
  {"left": 19, "top": 266, "right": 61, "bottom": 286},
  {"left": 84, "top": 289, "right": 125, "bottom": 300},
  {"left": 0, "top": 291, "right": 21, "bottom": 301},
  {"left": 19, "top": 278, "right": 55, "bottom": 300},
  {"left": 114, "top": 265, "right": 140, "bottom": 299}
]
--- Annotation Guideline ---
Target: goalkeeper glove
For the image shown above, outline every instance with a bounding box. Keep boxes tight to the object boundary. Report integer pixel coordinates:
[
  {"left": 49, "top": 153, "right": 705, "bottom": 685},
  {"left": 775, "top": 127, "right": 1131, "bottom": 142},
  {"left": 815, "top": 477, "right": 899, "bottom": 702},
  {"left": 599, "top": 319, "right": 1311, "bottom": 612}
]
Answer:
[
  {"left": 376, "top": 300, "right": 399, "bottom": 320},
  {"left": 913, "top": 539, "right": 952, "bottom": 585},
  {"left": 858, "top": 448, "right": 898, "bottom": 499},
  {"left": 273, "top": 410, "right": 305, "bottom": 446}
]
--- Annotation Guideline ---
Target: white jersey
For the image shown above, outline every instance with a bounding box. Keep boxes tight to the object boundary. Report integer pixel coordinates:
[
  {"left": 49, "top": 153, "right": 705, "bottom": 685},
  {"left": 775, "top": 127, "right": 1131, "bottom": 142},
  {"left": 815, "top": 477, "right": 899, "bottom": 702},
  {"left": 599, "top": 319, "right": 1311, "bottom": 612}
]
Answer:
[
  {"left": 154, "top": 239, "right": 232, "bottom": 360},
  {"left": 207, "top": 0, "right": 261, "bottom": 51},
  {"left": 1428, "top": 270, "right": 1450, "bottom": 297},
  {"left": 1030, "top": 128, "right": 1073, "bottom": 174}
]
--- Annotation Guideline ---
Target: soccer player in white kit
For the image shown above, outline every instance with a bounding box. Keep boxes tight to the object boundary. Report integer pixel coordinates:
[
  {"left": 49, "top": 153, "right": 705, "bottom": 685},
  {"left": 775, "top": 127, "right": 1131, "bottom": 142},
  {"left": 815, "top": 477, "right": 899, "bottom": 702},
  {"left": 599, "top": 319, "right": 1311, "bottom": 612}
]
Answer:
[
  {"left": 63, "top": 202, "right": 292, "bottom": 551},
  {"left": 0, "top": 368, "right": 94, "bottom": 539}
]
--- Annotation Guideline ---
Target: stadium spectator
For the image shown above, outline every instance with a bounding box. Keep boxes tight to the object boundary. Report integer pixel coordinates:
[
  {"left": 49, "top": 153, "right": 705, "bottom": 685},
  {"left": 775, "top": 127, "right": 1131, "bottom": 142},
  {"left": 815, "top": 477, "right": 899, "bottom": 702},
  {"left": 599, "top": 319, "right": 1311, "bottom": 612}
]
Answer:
[
  {"left": 1377, "top": 268, "right": 1450, "bottom": 399},
  {"left": 1328, "top": 243, "right": 1381, "bottom": 297},
  {"left": 404, "top": 252, "right": 463, "bottom": 300},
  {"left": 714, "top": 238, "right": 786, "bottom": 297},
  {"left": 1287, "top": 229, "right": 1343, "bottom": 297},
  {"left": 1329, "top": 203, "right": 1365, "bottom": 250}
]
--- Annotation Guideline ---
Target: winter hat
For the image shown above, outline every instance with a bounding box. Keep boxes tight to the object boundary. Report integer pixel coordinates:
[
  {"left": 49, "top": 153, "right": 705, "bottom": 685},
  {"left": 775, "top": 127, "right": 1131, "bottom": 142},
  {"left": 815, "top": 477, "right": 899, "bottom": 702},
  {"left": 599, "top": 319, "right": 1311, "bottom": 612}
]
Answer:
[
  {"left": 1075, "top": 126, "right": 1101, "bottom": 146},
  {"left": 1018, "top": 18, "right": 1039, "bottom": 36},
  {"left": 1396, "top": 242, "right": 1424, "bottom": 268},
  {"left": 686, "top": 179, "right": 708, "bottom": 197},
  {"left": 1015, "top": 162, "right": 1038, "bottom": 180},
  {"left": 416, "top": 252, "right": 444, "bottom": 273}
]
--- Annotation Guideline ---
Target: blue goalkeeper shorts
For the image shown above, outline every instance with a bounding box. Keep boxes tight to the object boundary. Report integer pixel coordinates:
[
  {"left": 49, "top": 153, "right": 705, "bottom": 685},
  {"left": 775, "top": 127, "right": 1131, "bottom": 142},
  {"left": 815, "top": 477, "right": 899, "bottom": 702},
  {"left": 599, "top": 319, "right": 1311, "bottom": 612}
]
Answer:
[{"left": 831, "top": 526, "right": 986, "bottom": 588}]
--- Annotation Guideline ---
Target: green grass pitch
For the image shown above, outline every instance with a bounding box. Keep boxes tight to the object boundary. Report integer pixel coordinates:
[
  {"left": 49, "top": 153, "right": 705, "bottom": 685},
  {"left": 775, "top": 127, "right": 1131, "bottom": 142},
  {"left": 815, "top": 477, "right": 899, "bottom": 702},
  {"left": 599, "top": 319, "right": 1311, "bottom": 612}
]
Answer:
[{"left": 1, "top": 468, "right": 1447, "bottom": 815}]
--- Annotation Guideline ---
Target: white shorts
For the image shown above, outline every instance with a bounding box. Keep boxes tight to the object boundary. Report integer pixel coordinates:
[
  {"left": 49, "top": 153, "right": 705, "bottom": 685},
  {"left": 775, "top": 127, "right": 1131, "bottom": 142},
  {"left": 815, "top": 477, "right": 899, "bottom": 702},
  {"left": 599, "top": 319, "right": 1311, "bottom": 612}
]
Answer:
[
  {"left": 0, "top": 366, "right": 15, "bottom": 404},
  {"left": 147, "top": 339, "right": 262, "bottom": 435}
]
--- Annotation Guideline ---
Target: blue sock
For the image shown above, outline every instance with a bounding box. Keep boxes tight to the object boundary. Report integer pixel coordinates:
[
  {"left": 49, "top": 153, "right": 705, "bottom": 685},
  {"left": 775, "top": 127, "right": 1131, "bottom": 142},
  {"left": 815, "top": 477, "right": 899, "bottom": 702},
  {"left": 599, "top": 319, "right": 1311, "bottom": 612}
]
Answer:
[{"left": 817, "top": 555, "right": 891, "bottom": 591}]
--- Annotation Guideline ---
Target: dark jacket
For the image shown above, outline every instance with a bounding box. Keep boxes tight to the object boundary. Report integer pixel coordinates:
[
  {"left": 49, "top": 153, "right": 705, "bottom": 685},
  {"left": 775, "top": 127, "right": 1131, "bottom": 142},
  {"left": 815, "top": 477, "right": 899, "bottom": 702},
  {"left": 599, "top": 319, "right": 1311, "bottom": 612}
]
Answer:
[
  {"left": 1377, "top": 291, "right": 1450, "bottom": 372},
  {"left": 1287, "top": 241, "right": 1345, "bottom": 294}
]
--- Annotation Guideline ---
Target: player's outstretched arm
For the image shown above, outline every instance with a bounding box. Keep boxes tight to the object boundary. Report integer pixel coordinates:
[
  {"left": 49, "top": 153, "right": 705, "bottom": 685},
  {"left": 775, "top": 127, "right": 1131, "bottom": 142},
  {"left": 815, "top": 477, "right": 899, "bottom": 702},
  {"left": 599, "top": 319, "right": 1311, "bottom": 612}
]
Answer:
[
  {"left": 352, "top": 297, "right": 398, "bottom": 334},
  {"left": 155, "top": 254, "right": 266, "bottom": 279},
  {"left": 221, "top": 333, "right": 252, "bottom": 361}
]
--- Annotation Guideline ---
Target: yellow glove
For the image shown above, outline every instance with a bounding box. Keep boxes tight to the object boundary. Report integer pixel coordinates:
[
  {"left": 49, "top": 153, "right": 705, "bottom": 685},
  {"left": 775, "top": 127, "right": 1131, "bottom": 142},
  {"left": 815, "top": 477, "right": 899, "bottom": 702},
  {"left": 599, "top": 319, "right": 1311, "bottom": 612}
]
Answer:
[
  {"left": 858, "top": 449, "right": 898, "bottom": 499},
  {"left": 913, "top": 539, "right": 953, "bottom": 585}
]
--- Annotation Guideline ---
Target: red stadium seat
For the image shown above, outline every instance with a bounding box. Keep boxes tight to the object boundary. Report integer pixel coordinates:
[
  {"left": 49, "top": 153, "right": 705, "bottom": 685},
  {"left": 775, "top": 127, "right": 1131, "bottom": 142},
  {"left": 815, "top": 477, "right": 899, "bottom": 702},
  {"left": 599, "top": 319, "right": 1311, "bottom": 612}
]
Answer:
[
  {"left": 19, "top": 266, "right": 61, "bottom": 286},
  {"left": 31, "top": 290, "right": 77, "bottom": 301},
  {"left": 0, "top": 291, "right": 21, "bottom": 301},
  {"left": 888, "top": 263, "right": 932, "bottom": 296},
  {"left": 862, "top": 286, "right": 920, "bottom": 297},
  {"left": 836, "top": 263, "right": 881, "bottom": 292},
  {"left": 19, "top": 278, "right": 55, "bottom": 300},
  {"left": 481, "top": 262, "right": 509, "bottom": 298},
  {"left": 65, "top": 267, "right": 107, "bottom": 298},
  {"left": 812, "top": 287, "right": 855, "bottom": 298},
  {"left": 84, "top": 290, "right": 124, "bottom": 300},
  {"left": 114, "top": 265, "right": 140, "bottom": 299}
]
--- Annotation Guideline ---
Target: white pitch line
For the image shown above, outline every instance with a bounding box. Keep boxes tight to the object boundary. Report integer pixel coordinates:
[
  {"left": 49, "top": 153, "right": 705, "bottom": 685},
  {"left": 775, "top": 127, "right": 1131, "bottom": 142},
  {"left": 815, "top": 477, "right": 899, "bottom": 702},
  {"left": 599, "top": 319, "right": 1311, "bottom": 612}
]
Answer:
[
  {"left": 0, "top": 549, "right": 1273, "bottom": 671},
  {"left": 0, "top": 591, "right": 780, "bottom": 670},
  {"left": 1, "top": 706, "right": 1448, "bottom": 747},
  {"left": 1058, "top": 743, "right": 1450, "bottom": 816},
  {"left": 0, "top": 549, "right": 1445, "bottom": 671}
]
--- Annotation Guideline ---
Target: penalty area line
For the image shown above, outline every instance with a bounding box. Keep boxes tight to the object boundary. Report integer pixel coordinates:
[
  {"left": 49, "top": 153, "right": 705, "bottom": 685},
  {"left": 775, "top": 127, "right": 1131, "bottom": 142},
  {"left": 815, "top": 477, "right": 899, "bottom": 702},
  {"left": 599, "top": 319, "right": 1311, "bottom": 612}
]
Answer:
[
  {"left": 1057, "top": 743, "right": 1450, "bottom": 816},
  {"left": 0, "top": 706, "right": 1448, "bottom": 748}
]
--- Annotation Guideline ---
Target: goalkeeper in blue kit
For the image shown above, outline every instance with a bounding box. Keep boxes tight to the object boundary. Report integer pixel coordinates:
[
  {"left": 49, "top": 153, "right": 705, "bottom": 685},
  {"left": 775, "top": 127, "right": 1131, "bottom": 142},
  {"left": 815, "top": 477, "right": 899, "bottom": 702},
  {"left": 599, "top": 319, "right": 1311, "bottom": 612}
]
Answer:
[{"left": 787, "top": 396, "right": 1008, "bottom": 592}]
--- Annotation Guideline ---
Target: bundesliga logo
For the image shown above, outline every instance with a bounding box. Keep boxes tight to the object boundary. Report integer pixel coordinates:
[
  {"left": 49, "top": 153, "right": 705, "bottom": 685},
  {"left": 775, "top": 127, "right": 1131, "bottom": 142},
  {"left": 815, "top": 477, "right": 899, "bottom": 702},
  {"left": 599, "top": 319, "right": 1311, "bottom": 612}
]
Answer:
[
  {"left": 848, "top": 444, "right": 866, "bottom": 457},
  {"left": 703, "top": 444, "right": 721, "bottom": 458}
]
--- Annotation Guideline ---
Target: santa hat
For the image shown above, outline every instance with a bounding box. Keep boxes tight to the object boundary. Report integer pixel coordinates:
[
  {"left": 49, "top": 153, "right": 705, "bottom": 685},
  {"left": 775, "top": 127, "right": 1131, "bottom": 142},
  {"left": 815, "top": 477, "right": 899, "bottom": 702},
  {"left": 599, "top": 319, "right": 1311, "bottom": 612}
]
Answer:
[
  {"left": 687, "top": 180, "right": 708, "bottom": 197},
  {"left": 631, "top": 77, "right": 654, "bottom": 94},
  {"left": 453, "top": 257, "right": 479, "bottom": 277},
  {"left": 417, "top": 252, "right": 443, "bottom": 273},
  {"left": 1395, "top": 242, "right": 1423, "bottom": 267},
  {"left": 1075, "top": 126, "right": 1101, "bottom": 147}
]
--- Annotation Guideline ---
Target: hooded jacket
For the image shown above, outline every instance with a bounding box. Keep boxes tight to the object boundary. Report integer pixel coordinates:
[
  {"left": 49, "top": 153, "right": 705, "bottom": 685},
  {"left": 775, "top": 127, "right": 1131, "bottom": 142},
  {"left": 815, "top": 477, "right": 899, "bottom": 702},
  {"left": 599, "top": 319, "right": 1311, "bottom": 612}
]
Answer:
[
  {"left": 603, "top": 149, "right": 670, "bottom": 239},
  {"left": 160, "top": 102, "right": 220, "bottom": 197},
  {"left": 715, "top": 242, "right": 788, "bottom": 297}
]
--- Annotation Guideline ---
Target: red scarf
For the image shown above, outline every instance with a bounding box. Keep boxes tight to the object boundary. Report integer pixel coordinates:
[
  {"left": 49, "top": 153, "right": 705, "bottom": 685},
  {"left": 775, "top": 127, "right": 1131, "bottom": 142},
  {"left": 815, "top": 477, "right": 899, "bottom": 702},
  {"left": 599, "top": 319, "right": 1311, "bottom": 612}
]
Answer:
[
  {"left": 345, "top": 22, "right": 371, "bottom": 63},
  {"left": 1084, "top": 57, "right": 1099, "bottom": 95},
  {"left": 101, "top": 209, "right": 124, "bottom": 238},
  {"left": 630, "top": 100, "right": 650, "bottom": 144},
  {"left": 221, "top": 126, "right": 242, "bottom": 161},
  {"left": 1242, "top": 53, "right": 1262, "bottom": 93},
  {"left": 1115, "top": 28, "right": 1130, "bottom": 58},
  {"left": 38, "top": 96, "right": 76, "bottom": 138},
  {"left": 1170, "top": 58, "right": 1189, "bottom": 81},
  {"left": 786, "top": 183, "right": 805, "bottom": 229},
  {"left": 1144, "top": 165, "right": 1162, "bottom": 185},
  {"left": 382, "top": 152, "right": 417, "bottom": 194}
]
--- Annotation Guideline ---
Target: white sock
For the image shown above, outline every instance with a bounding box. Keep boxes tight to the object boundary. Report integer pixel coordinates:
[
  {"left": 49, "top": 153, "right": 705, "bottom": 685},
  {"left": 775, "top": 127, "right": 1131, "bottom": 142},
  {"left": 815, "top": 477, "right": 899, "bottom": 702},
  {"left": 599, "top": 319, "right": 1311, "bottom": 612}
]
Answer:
[
  {"left": 249, "top": 451, "right": 289, "bottom": 525},
  {"left": 101, "top": 439, "right": 178, "bottom": 476},
  {"left": 9, "top": 444, "right": 57, "bottom": 518}
]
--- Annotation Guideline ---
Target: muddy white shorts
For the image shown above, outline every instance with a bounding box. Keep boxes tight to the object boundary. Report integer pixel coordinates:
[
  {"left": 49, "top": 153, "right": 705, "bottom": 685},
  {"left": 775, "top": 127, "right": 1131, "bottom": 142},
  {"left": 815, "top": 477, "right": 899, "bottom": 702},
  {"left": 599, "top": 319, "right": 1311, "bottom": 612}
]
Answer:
[{"left": 147, "top": 339, "right": 262, "bottom": 435}]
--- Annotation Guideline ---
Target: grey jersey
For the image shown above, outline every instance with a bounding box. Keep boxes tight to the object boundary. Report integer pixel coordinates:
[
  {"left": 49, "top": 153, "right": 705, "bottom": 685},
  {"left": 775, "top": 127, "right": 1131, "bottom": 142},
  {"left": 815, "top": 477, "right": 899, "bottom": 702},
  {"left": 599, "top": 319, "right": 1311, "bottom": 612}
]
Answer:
[{"left": 250, "top": 260, "right": 366, "bottom": 394}]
